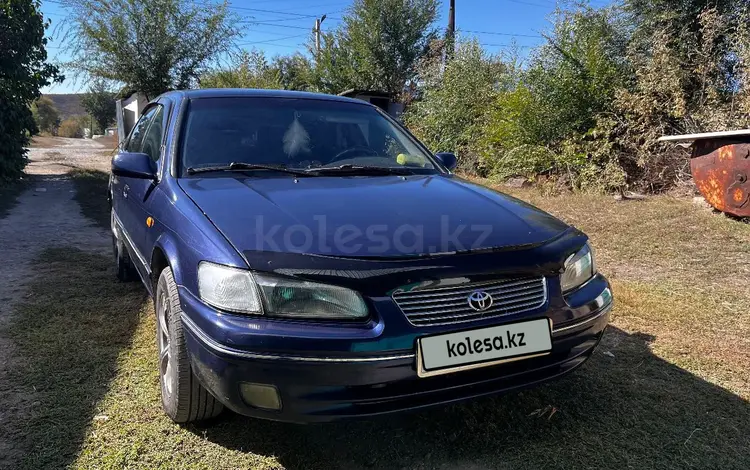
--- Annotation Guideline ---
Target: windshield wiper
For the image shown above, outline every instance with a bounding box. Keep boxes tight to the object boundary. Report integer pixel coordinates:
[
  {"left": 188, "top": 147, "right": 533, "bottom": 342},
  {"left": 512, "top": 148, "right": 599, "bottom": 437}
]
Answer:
[
  {"left": 186, "top": 162, "right": 317, "bottom": 177},
  {"left": 304, "top": 164, "right": 414, "bottom": 176}
]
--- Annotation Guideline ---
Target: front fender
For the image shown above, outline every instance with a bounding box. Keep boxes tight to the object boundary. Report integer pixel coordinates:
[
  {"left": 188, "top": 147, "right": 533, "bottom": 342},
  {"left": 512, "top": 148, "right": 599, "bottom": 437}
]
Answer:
[
  {"left": 147, "top": 178, "right": 247, "bottom": 297},
  {"left": 153, "top": 234, "right": 185, "bottom": 288},
  {"left": 150, "top": 222, "right": 247, "bottom": 299}
]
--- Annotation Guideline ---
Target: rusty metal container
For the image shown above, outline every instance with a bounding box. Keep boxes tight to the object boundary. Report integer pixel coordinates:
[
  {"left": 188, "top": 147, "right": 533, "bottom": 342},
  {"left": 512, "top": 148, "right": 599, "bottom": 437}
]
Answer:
[{"left": 659, "top": 130, "right": 750, "bottom": 217}]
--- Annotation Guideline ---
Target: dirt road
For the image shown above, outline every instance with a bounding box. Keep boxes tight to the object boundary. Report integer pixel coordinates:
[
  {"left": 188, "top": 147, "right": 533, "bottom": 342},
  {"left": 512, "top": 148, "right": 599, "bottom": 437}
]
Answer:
[
  {"left": 25, "top": 136, "right": 113, "bottom": 175},
  {"left": 0, "top": 137, "right": 112, "bottom": 468}
]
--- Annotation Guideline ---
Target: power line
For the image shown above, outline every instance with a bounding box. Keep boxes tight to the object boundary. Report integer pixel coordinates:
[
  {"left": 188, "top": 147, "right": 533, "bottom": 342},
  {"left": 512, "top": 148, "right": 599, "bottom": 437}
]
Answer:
[
  {"left": 514, "top": 0, "right": 558, "bottom": 4},
  {"left": 228, "top": 0, "right": 347, "bottom": 11},
  {"left": 270, "top": 1, "right": 348, "bottom": 12},
  {"left": 507, "top": 0, "right": 554, "bottom": 8},
  {"left": 237, "top": 15, "right": 343, "bottom": 23},
  {"left": 237, "top": 19, "right": 342, "bottom": 30},
  {"left": 227, "top": 5, "right": 343, "bottom": 18},
  {"left": 237, "top": 33, "right": 307, "bottom": 46},
  {"left": 43, "top": 0, "right": 544, "bottom": 52},
  {"left": 43, "top": 0, "right": 345, "bottom": 19},
  {"left": 241, "top": 28, "right": 313, "bottom": 37},
  {"left": 238, "top": 22, "right": 312, "bottom": 30},
  {"left": 480, "top": 43, "right": 534, "bottom": 48},
  {"left": 243, "top": 41, "right": 305, "bottom": 49},
  {"left": 229, "top": 0, "right": 336, "bottom": 4},
  {"left": 462, "top": 29, "right": 542, "bottom": 39}
]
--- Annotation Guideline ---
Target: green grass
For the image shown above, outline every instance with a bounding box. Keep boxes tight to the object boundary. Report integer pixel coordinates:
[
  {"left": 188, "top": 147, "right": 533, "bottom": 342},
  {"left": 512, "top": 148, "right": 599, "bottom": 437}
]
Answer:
[
  {"left": 4, "top": 177, "right": 748, "bottom": 469},
  {"left": 2, "top": 248, "right": 147, "bottom": 469},
  {"left": 68, "top": 169, "right": 111, "bottom": 229}
]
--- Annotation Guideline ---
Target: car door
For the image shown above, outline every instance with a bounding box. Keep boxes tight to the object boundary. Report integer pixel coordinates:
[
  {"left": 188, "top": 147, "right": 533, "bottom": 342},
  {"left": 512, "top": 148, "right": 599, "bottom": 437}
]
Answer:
[
  {"left": 111, "top": 105, "right": 161, "bottom": 272},
  {"left": 126, "top": 103, "right": 167, "bottom": 262}
]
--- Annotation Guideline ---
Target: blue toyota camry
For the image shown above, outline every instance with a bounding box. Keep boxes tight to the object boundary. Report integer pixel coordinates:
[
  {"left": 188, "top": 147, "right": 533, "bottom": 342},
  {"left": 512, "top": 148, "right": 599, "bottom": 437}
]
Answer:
[{"left": 109, "top": 89, "right": 613, "bottom": 423}]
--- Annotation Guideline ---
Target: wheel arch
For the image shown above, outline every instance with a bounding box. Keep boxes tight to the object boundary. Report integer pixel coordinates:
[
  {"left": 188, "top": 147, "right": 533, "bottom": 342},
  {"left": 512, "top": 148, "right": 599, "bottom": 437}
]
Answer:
[{"left": 150, "top": 235, "right": 184, "bottom": 294}]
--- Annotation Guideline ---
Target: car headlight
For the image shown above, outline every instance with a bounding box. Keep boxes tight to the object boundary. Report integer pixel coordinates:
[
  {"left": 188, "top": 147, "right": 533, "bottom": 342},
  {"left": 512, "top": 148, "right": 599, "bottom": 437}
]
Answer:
[
  {"left": 560, "top": 242, "right": 596, "bottom": 293},
  {"left": 197, "top": 262, "right": 367, "bottom": 319},
  {"left": 254, "top": 273, "right": 368, "bottom": 319},
  {"left": 198, "top": 262, "right": 262, "bottom": 314}
]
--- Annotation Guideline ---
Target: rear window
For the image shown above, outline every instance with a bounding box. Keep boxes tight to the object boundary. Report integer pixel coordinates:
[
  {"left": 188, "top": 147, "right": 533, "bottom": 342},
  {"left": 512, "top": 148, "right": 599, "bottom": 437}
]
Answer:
[{"left": 179, "top": 97, "right": 438, "bottom": 173}]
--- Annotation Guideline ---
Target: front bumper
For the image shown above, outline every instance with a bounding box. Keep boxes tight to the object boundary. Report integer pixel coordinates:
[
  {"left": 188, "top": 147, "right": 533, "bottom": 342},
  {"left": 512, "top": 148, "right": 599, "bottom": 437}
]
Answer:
[{"left": 180, "top": 275, "right": 612, "bottom": 423}]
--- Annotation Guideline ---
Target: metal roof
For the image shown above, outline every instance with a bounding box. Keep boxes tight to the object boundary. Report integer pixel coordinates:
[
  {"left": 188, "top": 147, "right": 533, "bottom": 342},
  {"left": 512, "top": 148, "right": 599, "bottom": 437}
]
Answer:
[{"left": 658, "top": 129, "right": 750, "bottom": 143}]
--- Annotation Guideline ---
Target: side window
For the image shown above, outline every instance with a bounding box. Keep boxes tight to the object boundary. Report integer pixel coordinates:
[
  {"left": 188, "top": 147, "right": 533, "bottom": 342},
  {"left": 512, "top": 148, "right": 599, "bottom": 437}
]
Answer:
[
  {"left": 141, "top": 106, "right": 165, "bottom": 163},
  {"left": 125, "top": 106, "right": 159, "bottom": 153}
]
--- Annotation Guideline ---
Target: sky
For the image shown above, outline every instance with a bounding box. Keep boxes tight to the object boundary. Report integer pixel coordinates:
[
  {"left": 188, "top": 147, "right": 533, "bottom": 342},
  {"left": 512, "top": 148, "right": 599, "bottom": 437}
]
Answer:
[{"left": 39, "top": 0, "right": 595, "bottom": 94}]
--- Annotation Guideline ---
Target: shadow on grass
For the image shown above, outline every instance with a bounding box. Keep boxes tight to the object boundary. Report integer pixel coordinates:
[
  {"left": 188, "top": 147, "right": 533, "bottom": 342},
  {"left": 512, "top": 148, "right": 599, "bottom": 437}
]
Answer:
[
  {"left": 68, "top": 168, "right": 110, "bottom": 229},
  {"left": 5, "top": 247, "right": 147, "bottom": 469},
  {"left": 195, "top": 327, "right": 750, "bottom": 469}
]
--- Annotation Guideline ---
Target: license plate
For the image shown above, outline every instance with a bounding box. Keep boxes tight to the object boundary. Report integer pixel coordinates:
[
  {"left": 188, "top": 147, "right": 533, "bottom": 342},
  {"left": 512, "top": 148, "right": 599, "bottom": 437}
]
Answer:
[{"left": 416, "top": 318, "right": 552, "bottom": 378}]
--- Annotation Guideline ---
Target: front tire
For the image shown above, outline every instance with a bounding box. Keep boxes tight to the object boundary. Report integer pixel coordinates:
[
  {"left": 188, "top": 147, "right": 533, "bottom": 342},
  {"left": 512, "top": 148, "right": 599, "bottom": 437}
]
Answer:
[{"left": 156, "top": 267, "right": 223, "bottom": 423}]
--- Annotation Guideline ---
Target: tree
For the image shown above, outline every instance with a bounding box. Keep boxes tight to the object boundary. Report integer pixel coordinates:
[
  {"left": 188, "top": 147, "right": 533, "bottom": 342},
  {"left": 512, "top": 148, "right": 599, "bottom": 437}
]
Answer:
[
  {"left": 310, "top": 0, "right": 439, "bottom": 95},
  {"left": 308, "top": 31, "right": 360, "bottom": 94},
  {"left": 200, "top": 50, "right": 283, "bottom": 89},
  {"left": 81, "top": 80, "right": 116, "bottom": 134},
  {"left": 200, "top": 50, "right": 314, "bottom": 91},
  {"left": 404, "top": 40, "right": 509, "bottom": 170},
  {"left": 520, "top": 6, "right": 627, "bottom": 144},
  {"left": 0, "top": 0, "right": 63, "bottom": 182},
  {"left": 272, "top": 53, "right": 313, "bottom": 91},
  {"left": 63, "top": 0, "right": 240, "bottom": 98},
  {"left": 32, "top": 96, "right": 60, "bottom": 134}
]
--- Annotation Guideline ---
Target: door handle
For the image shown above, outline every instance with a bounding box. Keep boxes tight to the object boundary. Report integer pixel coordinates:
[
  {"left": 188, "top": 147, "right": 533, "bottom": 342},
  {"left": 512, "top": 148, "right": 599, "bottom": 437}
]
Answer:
[{"left": 123, "top": 184, "right": 130, "bottom": 199}]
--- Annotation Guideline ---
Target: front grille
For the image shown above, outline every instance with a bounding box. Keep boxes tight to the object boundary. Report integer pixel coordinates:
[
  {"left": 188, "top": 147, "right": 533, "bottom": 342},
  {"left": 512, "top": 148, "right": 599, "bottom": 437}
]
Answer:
[{"left": 392, "top": 276, "right": 547, "bottom": 327}]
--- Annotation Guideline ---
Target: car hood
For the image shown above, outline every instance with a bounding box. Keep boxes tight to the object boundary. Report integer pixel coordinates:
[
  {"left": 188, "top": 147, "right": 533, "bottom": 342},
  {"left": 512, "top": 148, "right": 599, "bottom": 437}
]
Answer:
[{"left": 179, "top": 175, "right": 570, "bottom": 259}]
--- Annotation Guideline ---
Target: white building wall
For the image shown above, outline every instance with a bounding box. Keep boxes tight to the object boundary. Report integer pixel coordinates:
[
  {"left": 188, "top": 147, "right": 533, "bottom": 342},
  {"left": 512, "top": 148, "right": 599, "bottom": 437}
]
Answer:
[{"left": 116, "top": 92, "right": 149, "bottom": 144}]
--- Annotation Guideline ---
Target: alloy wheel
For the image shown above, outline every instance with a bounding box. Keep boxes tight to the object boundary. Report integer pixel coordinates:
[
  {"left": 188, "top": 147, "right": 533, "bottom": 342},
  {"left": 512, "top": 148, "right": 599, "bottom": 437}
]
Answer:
[{"left": 158, "top": 291, "right": 174, "bottom": 397}]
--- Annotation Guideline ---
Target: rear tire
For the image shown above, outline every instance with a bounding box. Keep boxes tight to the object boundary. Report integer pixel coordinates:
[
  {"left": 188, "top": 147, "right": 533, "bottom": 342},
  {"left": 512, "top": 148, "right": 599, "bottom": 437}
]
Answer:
[
  {"left": 112, "top": 209, "right": 138, "bottom": 282},
  {"left": 156, "top": 267, "right": 224, "bottom": 423}
]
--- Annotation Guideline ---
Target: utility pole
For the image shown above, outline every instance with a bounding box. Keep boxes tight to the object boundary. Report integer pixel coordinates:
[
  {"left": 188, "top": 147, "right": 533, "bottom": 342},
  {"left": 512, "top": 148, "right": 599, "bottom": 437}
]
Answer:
[
  {"left": 313, "top": 14, "right": 327, "bottom": 57},
  {"left": 446, "top": 0, "right": 455, "bottom": 60}
]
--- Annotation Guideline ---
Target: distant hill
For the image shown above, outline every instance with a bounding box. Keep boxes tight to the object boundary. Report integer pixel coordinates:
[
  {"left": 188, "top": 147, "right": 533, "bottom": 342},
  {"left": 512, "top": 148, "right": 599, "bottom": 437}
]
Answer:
[{"left": 44, "top": 94, "right": 86, "bottom": 119}]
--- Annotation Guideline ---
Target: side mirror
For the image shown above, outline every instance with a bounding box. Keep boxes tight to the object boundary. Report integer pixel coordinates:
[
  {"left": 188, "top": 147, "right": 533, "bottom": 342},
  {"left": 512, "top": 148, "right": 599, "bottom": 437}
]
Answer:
[
  {"left": 435, "top": 152, "right": 458, "bottom": 171},
  {"left": 112, "top": 151, "right": 156, "bottom": 180}
]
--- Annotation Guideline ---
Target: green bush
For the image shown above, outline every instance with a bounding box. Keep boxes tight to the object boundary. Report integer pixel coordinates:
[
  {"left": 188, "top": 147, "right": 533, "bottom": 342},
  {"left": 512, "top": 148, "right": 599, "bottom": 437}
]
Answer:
[
  {"left": 403, "top": 40, "right": 509, "bottom": 173},
  {"left": 0, "top": 0, "right": 62, "bottom": 182},
  {"left": 474, "top": 7, "right": 629, "bottom": 191},
  {"left": 476, "top": 86, "right": 548, "bottom": 163},
  {"left": 0, "top": 99, "right": 35, "bottom": 183},
  {"left": 57, "top": 118, "right": 83, "bottom": 138},
  {"left": 489, "top": 144, "right": 556, "bottom": 179},
  {"left": 404, "top": 9, "right": 631, "bottom": 190}
]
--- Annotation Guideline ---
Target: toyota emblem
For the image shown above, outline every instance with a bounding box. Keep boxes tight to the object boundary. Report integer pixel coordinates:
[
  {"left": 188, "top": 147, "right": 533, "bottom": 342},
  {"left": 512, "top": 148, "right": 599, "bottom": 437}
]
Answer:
[{"left": 467, "top": 290, "right": 493, "bottom": 311}]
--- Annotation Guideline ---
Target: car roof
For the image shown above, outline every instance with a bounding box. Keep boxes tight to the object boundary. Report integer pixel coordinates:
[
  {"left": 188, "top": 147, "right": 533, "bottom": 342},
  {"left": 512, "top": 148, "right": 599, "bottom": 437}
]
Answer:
[{"left": 158, "top": 88, "right": 371, "bottom": 105}]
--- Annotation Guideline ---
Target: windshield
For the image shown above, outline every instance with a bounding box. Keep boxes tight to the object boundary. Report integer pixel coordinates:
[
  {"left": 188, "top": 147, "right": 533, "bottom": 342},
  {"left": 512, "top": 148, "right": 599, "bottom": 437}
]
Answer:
[{"left": 180, "top": 97, "right": 440, "bottom": 174}]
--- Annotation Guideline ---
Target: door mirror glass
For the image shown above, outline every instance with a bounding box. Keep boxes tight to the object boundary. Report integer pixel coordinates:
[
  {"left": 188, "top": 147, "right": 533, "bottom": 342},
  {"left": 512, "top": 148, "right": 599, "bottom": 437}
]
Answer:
[
  {"left": 112, "top": 151, "right": 156, "bottom": 180},
  {"left": 435, "top": 152, "right": 458, "bottom": 171}
]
